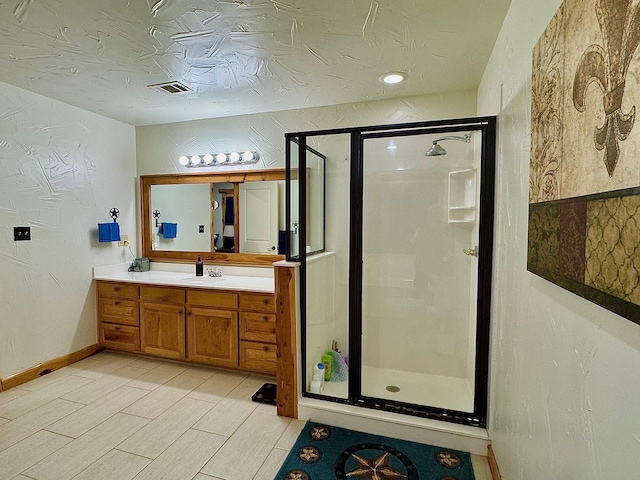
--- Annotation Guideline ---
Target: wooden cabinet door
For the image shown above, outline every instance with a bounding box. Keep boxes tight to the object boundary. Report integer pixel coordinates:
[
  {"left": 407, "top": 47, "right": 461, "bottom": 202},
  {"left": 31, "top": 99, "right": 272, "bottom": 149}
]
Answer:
[
  {"left": 140, "top": 302, "right": 185, "bottom": 360},
  {"left": 239, "top": 341, "right": 277, "bottom": 375},
  {"left": 187, "top": 307, "right": 238, "bottom": 368}
]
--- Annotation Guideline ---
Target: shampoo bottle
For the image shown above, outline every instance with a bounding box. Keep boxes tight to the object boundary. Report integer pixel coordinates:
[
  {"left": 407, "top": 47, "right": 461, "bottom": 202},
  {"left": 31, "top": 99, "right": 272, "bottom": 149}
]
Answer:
[
  {"left": 195, "top": 256, "right": 203, "bottom": 276},
  {"left": 321, "top": 353, "right": 332, "bottom": 381},
  {"left": 310, "top": 363, "right": 324, "bottom": 394}
]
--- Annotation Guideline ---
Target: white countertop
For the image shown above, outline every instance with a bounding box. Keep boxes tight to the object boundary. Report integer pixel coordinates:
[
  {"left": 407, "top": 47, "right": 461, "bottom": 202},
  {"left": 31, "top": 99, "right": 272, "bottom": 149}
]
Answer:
[{"left": 93, "top": 269, "right": 274, "bottom": 293}]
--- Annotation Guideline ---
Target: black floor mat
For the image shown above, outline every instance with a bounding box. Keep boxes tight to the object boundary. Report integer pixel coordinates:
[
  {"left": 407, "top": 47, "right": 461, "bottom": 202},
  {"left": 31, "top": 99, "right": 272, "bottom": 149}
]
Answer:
[{"left": 251, "top": 382, "right": 277, "bottom": 405}]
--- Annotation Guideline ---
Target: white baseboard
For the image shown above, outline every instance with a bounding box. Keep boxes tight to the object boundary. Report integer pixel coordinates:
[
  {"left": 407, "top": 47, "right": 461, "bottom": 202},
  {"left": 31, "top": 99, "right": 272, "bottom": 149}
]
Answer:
[{"left": 297, "top": 397, "right": 489, "bottom": 456}]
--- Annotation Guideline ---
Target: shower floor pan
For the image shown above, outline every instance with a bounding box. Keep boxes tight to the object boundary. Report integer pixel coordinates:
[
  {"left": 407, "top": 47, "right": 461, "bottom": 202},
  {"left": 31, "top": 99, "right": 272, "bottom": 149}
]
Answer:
[{"left": 361, "top": 366, "right": 474, "bottom": 413}]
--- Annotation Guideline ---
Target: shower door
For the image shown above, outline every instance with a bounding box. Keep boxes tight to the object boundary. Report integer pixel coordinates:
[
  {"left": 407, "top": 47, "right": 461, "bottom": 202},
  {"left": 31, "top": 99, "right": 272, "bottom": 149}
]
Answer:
[
  {"left": 289, "top": 117, "right": 495, "bottom": 427},
  {"left": 354, "top": 126, "right": 490, "bottom": 420}
]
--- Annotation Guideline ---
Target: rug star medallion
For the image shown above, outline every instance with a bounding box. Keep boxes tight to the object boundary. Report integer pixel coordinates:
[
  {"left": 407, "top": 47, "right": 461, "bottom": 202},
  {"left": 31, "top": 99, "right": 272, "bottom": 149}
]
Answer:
[{"left": 277, "top": 423, "right": 475, "bottom": 480}]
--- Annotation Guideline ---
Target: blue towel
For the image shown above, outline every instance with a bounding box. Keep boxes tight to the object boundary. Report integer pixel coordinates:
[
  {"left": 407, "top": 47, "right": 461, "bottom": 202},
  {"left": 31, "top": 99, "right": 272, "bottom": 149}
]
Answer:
[
  {"left": 98, "top": 223, "right": 111, "bottom": 242},
  {"left": 110, "top": 222, "right": 120, "bottom": 241},
  {"left": 160, "top": 222, "right": 177, "bottom": 239},
  {"left": 98, "top": 222, "right": 120, "bottom": 242}
]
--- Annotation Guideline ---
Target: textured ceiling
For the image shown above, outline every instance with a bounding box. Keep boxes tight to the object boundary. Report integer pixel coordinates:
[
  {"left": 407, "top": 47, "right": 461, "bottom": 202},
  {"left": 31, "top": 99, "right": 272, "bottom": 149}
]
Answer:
[{"left": 0, "top": 0, "right": 511, "bottom": 126}]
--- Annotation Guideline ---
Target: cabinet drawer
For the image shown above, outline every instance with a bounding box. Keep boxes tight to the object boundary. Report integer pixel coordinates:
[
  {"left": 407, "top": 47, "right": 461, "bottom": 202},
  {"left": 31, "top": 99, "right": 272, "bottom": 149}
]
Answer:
[
  {"left": 98, "top": 297, "right": 139, "bottom": 326},
  {"left": 140, "top": 286, "right": 185, "bottom": 304},
  {"left": 98, "top": 282, "right": 139, "bottom": 299},
  {"left": 239, "top": 341, "right": 276, "bottom": 375},
  {"left": 99, "top": 322, "right": 140, "bottom": 352},
  {"left": 239, "top": 293, "right": 276, "bottom": 312},
  {"left": 187, "top": 290, "right": 238, "bottom": 309},
  {"left": 239, "top": 312, "right": 276, "bottom": 343}
]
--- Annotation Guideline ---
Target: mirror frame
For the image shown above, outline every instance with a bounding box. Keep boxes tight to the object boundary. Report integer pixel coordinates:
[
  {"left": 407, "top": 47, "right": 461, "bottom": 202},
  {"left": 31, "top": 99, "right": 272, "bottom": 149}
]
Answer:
[{"left": 140, "top": 169, "right": 286, "bottom": 266}]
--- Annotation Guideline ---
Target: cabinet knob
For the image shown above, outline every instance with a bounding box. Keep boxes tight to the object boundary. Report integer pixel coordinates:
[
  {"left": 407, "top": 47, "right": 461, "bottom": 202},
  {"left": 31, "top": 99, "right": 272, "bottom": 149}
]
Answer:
[
  {"left": 262, "top": 299, "right": 269, "bottom": 305},
  {"left": 114, "top": 327, "right": 120, "bottom": 331},
  {"left": 262, "top": 345, "right": 269, "bottom": 352},
  {"left": 262, "top": 316, "right": 268, "bottom": 321},
  {"left": 114, "top": 301, "right": 120, "bottom": 305},
  {"left": 162, "top": 296, "right": 169, "bottom": 302},
  {"left": 114, "top": 287, "right": 120, "bottom": 292},
  {"left": 177, "top": 310, "right": 183, "bottom": 315}
]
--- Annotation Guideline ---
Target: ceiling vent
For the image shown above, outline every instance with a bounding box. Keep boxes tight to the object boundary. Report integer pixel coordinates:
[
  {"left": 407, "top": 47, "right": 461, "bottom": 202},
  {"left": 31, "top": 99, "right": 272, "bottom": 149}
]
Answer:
[{"left": 148, "top": 81, "right": 191, "bottom": 94}]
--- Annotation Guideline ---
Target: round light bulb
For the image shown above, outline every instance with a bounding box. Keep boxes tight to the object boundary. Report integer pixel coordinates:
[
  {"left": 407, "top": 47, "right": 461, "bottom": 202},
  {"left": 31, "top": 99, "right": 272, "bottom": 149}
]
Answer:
[
  {"left": 229, "top": 151, "right": 240, "bottom": 163},
  {"left": 216, "top": 152, "right": 227, "bottom": 163},
  {"left": 379, "top": 71, "right": 407, "bottom": 84},
  {"left": 178, "top": 156, "right": 189, "bottom": 166},
  {"left": 203, "top": 154, "right": 214, "bottom": 165},
  {"left": 242, "top": 151, "right": 254, "bottom": 162},
  {"left": 190, "top": 155, "right": 201, "bottom": 165}
]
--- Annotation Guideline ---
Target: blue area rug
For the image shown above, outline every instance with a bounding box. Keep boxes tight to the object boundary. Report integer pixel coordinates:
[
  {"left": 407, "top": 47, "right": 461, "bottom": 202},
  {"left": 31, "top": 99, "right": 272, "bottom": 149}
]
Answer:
[{"left": 275, "top": 421, "right": 475, "bottom": 480}]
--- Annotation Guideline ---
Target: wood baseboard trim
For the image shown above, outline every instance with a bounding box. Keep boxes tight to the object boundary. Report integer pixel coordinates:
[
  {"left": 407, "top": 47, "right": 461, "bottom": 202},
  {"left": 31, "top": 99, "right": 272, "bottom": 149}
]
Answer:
[
  {"left": 488, "top": 444, "right": 502, "bottom": 480},
  {"left": 1, "top": 344, "right": 102, "bottom": 391}
]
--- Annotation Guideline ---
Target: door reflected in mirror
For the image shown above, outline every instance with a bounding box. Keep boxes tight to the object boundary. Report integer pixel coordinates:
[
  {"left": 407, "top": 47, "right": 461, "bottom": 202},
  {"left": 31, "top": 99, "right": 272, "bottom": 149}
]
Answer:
[{"left": 140, "top": 167, "right": 323, "bottom": 265}]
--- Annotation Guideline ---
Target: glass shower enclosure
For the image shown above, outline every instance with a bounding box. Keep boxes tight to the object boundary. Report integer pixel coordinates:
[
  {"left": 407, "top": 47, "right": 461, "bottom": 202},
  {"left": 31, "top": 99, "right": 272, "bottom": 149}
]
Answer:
[{"left": 286, "top": 117, "right": 496, "bottom": 427}]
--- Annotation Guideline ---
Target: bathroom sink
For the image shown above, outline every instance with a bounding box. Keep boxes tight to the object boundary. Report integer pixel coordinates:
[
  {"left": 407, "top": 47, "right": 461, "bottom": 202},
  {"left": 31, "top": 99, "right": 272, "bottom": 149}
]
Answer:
[{"left": 180, "top": 277, "right": 225, "bottom": 285}]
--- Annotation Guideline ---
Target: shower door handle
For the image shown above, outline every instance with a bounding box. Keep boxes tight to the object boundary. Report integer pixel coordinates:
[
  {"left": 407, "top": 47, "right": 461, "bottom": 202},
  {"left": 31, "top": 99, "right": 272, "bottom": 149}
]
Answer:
[{"left": 463, "top": 246, "right": 478, "bottom": 257}]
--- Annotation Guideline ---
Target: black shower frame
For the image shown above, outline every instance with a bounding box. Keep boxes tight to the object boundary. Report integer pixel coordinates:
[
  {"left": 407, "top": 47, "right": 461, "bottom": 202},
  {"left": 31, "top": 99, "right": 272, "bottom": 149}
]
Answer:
[{"left": 285, "top": 115, "right": 496, "bottom": 428}]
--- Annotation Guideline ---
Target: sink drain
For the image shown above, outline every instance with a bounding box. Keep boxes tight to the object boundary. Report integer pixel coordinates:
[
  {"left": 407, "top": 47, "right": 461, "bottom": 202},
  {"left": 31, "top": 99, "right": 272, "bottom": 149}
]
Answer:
[{"left": 386, "top": 385, "right": 400, "bottom": 392}]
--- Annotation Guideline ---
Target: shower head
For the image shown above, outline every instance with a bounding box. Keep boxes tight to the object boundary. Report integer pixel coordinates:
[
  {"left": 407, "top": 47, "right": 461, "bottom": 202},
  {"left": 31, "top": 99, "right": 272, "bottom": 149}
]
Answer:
[
  {"left": 425, "top": 142, "right": 447, "bottom": 156},
  {"left": 425, "top": 132, "right": 473, "bottom": 156}
]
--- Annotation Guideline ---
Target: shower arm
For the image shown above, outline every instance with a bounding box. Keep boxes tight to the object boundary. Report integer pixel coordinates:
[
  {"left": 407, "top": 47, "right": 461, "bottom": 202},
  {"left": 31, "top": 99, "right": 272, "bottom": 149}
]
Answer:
[{"left": 431, "top": 133, "right": 473, "bottom": 145}]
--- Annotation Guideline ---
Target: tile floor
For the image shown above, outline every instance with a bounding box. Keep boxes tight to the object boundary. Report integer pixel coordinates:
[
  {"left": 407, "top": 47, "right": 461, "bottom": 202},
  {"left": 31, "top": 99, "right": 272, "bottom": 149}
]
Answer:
[{"left": 0, "top": 351, "right": 492, "bottom": 480}]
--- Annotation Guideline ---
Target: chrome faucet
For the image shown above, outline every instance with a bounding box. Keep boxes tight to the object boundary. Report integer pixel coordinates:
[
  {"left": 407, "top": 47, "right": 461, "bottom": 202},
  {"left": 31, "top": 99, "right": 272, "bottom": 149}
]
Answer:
[{"left": 207, "top": 268, "right": 223, "bottom": 277}]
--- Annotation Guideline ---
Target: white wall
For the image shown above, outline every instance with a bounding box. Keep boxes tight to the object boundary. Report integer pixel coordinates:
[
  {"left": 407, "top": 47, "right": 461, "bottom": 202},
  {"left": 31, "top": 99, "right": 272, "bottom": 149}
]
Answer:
[
  {"left": 136, "top": 91, "right": 478, "bottom": 175},
  {"left": 478, "top": 1, "right": 640, "bottom": 478},
  {"left": 0, "top": 81, "right": 136, "bottom": 379}
]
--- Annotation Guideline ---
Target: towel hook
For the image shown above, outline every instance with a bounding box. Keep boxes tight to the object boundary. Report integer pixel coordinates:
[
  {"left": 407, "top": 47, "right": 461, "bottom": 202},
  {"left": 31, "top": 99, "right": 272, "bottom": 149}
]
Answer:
[
  {"left": 153, "top": 210, "right": 161, "bottom": 227},
  {"left": 109, "top": 208, "right": 120, "bottom": 222}
]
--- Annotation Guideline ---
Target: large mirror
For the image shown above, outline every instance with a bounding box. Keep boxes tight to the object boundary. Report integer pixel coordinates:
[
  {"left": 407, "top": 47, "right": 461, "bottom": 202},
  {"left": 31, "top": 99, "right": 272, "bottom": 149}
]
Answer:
[
  {"left": 141, "top": 169, "right": 287, "bottom": 265},
  {"left": 141, "top": 161, "right": 324, "bottom": 265}
]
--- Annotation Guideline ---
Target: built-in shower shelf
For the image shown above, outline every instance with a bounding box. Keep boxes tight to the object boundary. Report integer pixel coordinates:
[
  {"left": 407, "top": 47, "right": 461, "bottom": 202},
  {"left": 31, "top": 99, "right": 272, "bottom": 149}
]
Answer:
[{"left": 448, "top": 169, "right": 476, "bottom": 224}]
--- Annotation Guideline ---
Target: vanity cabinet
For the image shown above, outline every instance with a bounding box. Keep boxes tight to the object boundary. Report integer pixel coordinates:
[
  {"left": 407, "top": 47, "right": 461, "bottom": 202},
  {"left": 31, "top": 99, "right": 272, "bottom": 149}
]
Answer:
[
  {"left": 96, "top": 280, "right": 276, "bottom": 375},
  {"left": 97, "top": 282, "right": 140, "bottom": 352}
]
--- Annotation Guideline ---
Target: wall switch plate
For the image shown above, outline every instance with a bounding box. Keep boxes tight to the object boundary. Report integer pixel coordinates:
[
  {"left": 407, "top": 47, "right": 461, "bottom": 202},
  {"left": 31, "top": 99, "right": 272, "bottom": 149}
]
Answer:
[
  {"left": 14, "top": 226, "right": 31, "bottom": 241},
  {"left": 118, "top": 234, "right": 129, "bottom": 247},
  {"left": 199, "top": 225, "right": 205, "bottom": 233}
]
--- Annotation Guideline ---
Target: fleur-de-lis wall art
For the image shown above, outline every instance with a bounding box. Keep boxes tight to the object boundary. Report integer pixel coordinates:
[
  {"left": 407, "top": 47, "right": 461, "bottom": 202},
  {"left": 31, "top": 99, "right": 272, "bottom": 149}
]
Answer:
[
  {"left": 529, "top": 0, "right": 640, "bottom": 326},
  {"left": 573, "top": 0, "right": 640, "bottom": 178}
]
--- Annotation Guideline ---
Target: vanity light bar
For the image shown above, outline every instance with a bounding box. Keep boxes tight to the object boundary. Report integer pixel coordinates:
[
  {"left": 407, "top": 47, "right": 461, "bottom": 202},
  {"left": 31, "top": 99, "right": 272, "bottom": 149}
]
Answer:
[{"left": 178, "top": 151, "right": 260, "bottom": 168}]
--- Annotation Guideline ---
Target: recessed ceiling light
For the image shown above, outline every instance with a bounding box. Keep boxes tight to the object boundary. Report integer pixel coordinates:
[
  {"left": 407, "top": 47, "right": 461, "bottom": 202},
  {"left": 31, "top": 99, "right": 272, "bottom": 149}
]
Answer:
[
  {"left": 387, "top": 145, "right": 397, "bottom": 150},
  {"left": 380, "top": 71, "right": 407, "bottom": 84}
]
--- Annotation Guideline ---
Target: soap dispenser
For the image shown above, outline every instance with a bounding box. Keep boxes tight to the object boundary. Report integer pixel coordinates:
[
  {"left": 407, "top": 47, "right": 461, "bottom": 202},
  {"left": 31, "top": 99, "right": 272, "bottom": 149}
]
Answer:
[{"left": 195, "top": 256, "right": 203, "bottom": 276}]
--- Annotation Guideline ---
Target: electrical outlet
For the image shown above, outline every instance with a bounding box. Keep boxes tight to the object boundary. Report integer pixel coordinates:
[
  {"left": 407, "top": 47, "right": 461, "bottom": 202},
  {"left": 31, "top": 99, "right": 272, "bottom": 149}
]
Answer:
[
  {"left": 118, "top": 234, "right": 129, "bottom": 247},
  {"left": 199, "top": 225, "right": 204, "bottom": 233},
  {"left": 14, "top": 226, "right": 31, "bottom": 241}
]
